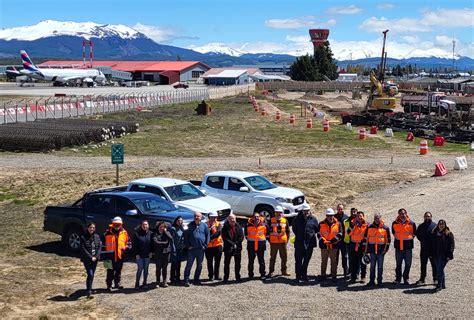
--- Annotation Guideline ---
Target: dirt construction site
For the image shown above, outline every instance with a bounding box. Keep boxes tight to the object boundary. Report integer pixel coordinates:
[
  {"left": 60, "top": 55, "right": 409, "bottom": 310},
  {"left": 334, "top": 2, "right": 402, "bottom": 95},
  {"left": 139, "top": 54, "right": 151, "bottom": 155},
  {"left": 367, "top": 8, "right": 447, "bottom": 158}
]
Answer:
[{"left": 0, "top": 90, "right": 473, "bottom": 319}]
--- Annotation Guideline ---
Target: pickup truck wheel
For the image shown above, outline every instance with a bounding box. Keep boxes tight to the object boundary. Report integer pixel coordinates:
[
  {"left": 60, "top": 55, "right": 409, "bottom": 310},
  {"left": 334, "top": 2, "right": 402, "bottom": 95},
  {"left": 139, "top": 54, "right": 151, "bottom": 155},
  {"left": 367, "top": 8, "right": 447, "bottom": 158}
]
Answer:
[
  {"left": 257, "top": 205, "right": 274, "bottom": 222},
  {"left": 63, "top": 227, "right": 82, "bottom": 252}
]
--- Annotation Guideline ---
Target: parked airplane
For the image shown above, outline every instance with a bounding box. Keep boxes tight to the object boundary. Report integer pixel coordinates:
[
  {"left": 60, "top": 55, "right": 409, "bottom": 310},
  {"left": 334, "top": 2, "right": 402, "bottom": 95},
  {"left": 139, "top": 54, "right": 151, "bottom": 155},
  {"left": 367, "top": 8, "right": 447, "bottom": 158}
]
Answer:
[{"left": 6, "top": 50, "right": 106, "bottom": 87}]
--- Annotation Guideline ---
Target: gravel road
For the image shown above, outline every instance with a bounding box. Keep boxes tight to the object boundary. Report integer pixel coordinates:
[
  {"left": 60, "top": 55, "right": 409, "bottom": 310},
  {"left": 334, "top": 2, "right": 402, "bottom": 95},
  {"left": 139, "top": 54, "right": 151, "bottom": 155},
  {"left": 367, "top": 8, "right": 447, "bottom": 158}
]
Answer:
[{"left": 64, "top": 165, "right": 472, "bottom": 319}]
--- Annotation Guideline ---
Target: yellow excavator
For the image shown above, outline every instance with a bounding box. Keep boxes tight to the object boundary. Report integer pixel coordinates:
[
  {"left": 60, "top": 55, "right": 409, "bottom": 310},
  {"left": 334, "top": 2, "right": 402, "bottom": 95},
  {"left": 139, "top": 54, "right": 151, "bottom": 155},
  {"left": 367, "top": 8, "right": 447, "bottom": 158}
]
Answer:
[{"left": 365, "top": 30, "right": 398, "bottom": 112}]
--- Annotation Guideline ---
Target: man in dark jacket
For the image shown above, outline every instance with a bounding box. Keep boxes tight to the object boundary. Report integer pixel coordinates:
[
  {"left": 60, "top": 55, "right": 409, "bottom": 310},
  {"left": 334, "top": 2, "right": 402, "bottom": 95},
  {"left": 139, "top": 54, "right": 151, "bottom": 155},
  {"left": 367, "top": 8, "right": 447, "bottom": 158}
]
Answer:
[
  {"left": 414, "top": 211, "right": 437, "bottom": 285},
  {"left": 335, "top": 204, "right": 349, "bottom": 278},
  {"left": 183, "top": 212, "right": 210, "bottom": 287},
  {"left": 292, "top": 203, "right": 319, "bottom": 283},
  {"left": 221, "top": 213, "right": 244, "bottom": 283}
]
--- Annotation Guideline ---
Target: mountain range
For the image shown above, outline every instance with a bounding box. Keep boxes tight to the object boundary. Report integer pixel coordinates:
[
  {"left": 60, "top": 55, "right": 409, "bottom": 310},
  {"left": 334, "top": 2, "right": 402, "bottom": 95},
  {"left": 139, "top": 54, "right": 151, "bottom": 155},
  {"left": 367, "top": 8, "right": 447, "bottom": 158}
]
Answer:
[{"left": 0, "top": 20, "right": 473, "bottom": 70}]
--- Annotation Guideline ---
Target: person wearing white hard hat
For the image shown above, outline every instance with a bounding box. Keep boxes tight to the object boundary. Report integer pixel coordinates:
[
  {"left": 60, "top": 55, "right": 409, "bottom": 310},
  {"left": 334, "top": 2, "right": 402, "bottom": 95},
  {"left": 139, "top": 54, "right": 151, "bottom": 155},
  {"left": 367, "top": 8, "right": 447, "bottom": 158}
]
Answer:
[
  {"left": 267, "top": 206, "right": 291, "bottom": 278},
  {"left": 205, "top": 212, "right": 223, "bottom": 281},
  {"left": 292, "top": 203, "right": 319, "bottom": 283},
  {"left": 103, "top": 216, "right": 131, "bottom": 291},
  {"left": 318, "top": 208, "right": 343, "bottom": 282}
]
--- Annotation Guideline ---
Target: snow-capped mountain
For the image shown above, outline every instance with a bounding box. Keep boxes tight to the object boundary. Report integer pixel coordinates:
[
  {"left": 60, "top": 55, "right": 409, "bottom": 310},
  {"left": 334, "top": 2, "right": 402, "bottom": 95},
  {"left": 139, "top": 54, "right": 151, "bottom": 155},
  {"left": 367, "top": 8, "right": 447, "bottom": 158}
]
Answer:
[
  {"left": 189, "top": 43, "right": 244, "bottom": 57},
  {"left": 0, "top": 20, "right": 142, "bottom": 41}
]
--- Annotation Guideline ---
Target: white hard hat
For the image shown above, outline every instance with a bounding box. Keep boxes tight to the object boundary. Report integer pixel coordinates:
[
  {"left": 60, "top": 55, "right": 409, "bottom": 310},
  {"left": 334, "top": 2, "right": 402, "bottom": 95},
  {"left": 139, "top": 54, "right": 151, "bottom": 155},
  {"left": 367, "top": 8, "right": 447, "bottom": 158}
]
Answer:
[
  {"left": 274, "top": 206, "right": 284, "bottom": 213},
  {"left": 112, "top": 216, "right": 123, "bottom": 224},
  {"left": 302, "top": 203, "right": 311, "bottom": 211},
  {"left": 325, "top": 208, "right": 335, "bottom": 216},
  {"left": 209, "top": 211, "right": 218, "bottom": 218}
]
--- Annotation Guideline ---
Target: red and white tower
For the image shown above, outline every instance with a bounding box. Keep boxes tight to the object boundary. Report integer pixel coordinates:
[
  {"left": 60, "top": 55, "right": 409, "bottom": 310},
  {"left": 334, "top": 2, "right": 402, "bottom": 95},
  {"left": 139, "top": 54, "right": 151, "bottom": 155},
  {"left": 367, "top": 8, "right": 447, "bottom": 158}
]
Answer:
[
  {"left": 82, "top": 40, "right": 94, "bottom": 68},
  {"left": 309, "top": 29, "right": 329, "bottom": 52}
]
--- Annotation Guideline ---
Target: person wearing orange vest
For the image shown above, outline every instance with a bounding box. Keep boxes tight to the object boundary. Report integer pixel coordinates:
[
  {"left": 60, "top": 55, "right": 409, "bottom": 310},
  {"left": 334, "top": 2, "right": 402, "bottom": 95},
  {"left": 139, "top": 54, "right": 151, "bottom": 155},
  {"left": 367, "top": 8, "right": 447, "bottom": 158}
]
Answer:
[
  {"left": 205, "top": 212, "right": 223, "bottom": 281},
  {"left": 364, "top": 213, "right": 391, "bottom": 287},
  {"left": 392, "top": 208, "right": 417, "bottom": 285},
  {"left": 347, "top": 211, "right": 368, "bottom": 284},
  {"left": 267, "top": 206, "right": 291, "bottom": 278},
  {"left": 245, "top": 212, "right": 268, "bottom": 280},
  {"left": 103, "top": 216, "right": 131, "bottom": 291},
  {"left": 318, "top": 208, "right": 342, "bottom": 281}
]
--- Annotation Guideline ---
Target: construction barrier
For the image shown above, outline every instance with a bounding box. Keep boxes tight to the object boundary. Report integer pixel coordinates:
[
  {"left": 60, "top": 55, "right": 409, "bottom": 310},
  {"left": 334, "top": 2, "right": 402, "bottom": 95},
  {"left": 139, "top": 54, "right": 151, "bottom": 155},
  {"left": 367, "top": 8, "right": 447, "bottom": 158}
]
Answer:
[
  {"left": 359, "top": 128, "right": 367, "bottom": 140},
  {"left": 345, "top": 123, "right": 352, "bottom": 131},
  {"left": 275, "top": 110, "right": 281, "bottom": 120},
  {"left": 306, "top": 118, "right": 313, "bottom": 129},
  {"left": 260, "top": 108, "right": 267, "bottom": 116},
  {"left": 385, "top": 128, "right": 394, "bottom": 137},
  {"left": 254, "top": 103, "right": 259, "bottom": 112},
  {"left": 454, "top": 156, "right": 468, "bottom": 170},
  {"left": 289, "top": 114, "right": 296, "bottom": 124},
  {"left": 433, "top": 136, "right": 445, "bottom": 147},
  {"left": 323, "top": 119, "right": 330, "bottom": 132},
  {"left": 434, "top": 162, "right": 448, "bottom": 176},
  {"left": 420, "top": 140, "right": 429, "bottom": 155},
  {"left": 370, "top": 126, "right": 378, "bottom": 134},
  {"left": 406, "top": 132, "right": 414, "bottom": 141}
]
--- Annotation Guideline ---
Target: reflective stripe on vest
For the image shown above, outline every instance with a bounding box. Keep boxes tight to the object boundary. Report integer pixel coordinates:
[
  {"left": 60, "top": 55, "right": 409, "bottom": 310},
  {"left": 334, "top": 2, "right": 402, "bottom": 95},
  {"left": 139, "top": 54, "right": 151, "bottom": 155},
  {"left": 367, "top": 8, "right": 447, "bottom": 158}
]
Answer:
[
  {"left": 269, "top": 217, "right": 288, "bottom": 244},
  {"left": 393, "top": 222, "right": 413, "bottom": 251},
  {"left": 247, "top": 218, "right": 266, "bottom": 251},
  {"left": 104, "top": 228, "right": 129, "bottom": 261},
  {"left": 343, "top": 219, "right": 351, "bottom": 244},
  {"left": 208, "top": 221, "right": 223, "bottom": 248},
  {"left": 350, "top": 223, "right": 368, "bottom": 252},
  {"left": 366, "top": 227, "right": 388, "bottom": 254},
  {"left": 320, "top": 221, "right": 340, "bottom": 249}
]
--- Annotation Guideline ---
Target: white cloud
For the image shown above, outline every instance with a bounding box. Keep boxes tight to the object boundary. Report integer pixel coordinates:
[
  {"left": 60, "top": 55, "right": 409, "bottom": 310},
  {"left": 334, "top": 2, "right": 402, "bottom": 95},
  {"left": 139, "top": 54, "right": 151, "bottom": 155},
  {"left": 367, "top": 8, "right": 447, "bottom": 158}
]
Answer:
[
  {"left": 377, "top": 3, "right": 396, "bottom": 10},
  {"left": 132, "top": 23, "right": 180, "bottom": 43},
  {"left": 359, "top": 17, "right": 432, "bottom": 33},
  {"left": 327, "top": 5, "right": 362, "bottom": 15},
  {"left": 421, "top": 8, "right": 474, "bottom": 27},
  {"left": 402, "top": 35, "right": 420, "bottom": 44},
  {"left": 264, "top": 16, "right": 335, "bottom": 29}
]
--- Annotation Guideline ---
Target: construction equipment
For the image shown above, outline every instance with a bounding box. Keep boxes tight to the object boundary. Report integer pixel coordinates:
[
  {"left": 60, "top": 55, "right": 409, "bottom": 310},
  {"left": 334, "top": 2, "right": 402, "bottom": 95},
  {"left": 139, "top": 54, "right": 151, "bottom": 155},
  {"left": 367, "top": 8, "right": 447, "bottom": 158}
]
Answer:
[{"left": 365, "top": 30, "right": 397, "bottom": 112}]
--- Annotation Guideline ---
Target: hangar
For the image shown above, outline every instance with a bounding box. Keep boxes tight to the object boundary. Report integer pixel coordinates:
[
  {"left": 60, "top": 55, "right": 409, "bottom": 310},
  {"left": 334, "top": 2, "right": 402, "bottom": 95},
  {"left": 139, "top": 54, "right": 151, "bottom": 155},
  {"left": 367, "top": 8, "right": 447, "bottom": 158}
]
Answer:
[{"left": 39, "top": 60, "right": 210, "bottom": 84}]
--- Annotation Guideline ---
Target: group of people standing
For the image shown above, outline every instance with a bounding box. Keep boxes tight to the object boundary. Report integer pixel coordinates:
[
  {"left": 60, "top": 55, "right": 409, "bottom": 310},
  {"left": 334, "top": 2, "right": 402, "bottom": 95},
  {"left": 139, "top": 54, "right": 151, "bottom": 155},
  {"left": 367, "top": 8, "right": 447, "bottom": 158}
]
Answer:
[{"left": 79, "top": 204, "right": 455, "bottom": 298}]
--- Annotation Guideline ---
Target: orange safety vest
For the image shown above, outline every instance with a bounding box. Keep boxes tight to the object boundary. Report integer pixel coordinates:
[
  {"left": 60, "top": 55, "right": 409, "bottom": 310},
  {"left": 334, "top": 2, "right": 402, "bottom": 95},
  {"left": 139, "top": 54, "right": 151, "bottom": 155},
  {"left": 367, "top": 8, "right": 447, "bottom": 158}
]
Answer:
[
  {"left": 320, "top": 220, "right": 340, "bottom": 249},
  {"left": 393, "top": 220, "right": 414, "bottom": 251},
  {"left": 269, "top": 217, "right": 288, "bottom": 244},
  {"left": 350, "top": 222, "right": 368, "bottom": 252},
  {"left": 247, "top": 218, "right": 267, "bottom": 251},
  {"left": 104, "top": 226, "right": 129, "bottom": 261},
  {"left": 366, "top": 226, "right": 388, "bottom": 254},
  {"left": 208, "top": 221, "right": 223, "bottom": 248}
]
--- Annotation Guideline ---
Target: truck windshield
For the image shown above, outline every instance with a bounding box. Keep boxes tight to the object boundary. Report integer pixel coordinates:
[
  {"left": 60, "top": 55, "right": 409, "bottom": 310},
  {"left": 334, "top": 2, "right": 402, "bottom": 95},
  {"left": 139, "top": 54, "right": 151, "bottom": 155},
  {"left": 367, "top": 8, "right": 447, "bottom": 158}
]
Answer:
[
  {"left": 164, "top": 183, "right": 205, "bottom": 201},
  {"left": 132, "top": 197, "right": 175, "bottom": 214},
  {"left": 244, "top": 176, "right": 276, "bottom": 191}
]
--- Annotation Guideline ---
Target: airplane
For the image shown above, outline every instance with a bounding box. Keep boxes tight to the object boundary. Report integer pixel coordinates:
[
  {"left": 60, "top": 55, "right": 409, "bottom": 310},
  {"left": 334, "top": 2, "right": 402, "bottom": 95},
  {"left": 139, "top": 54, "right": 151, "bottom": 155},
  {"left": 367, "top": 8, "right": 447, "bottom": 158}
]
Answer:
[{"left": 6, "top": 50, "right": 107, "bottom": 87}]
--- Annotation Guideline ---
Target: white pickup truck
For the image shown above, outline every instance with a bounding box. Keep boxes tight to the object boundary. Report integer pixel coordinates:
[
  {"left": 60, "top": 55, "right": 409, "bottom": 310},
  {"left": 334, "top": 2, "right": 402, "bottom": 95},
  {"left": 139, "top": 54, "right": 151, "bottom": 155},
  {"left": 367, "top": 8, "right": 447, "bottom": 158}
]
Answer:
[
  {"left": 191, "top": 171, "right": 307, "bottom": 219},
  {"left": 126, "top": 177, "right": 232, "bottom": 221}
]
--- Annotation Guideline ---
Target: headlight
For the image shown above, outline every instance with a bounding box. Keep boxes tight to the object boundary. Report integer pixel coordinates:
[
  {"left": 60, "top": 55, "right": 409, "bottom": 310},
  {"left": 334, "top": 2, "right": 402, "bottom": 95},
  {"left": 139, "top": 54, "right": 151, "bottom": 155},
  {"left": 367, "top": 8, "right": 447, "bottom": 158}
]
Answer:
[{"left": 275, "top": 197, "right": 292, "bottom": 203}]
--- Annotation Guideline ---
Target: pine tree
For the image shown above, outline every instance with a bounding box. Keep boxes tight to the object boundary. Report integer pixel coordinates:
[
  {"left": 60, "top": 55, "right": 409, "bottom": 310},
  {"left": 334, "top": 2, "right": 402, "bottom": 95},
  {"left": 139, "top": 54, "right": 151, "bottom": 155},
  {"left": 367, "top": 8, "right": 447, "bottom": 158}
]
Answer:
[
  {"left": 313, "top": 41, "right": 338, "bottom": 80},
  {"left": 290, "top": 54, "right": 320, "bottom": 81},
  {"left": 289, "top": 41, "right": 338, "bottom": 81}
]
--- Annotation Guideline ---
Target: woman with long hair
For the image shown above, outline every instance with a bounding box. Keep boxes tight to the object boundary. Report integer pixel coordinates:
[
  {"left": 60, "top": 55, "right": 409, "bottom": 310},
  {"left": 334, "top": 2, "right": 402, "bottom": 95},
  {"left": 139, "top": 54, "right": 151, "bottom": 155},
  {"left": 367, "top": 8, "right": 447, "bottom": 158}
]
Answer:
[
  {"left": 432, "top": 219, "right": 455, "bottom": 291},
  {"left": 80, "top": 222, "right": 101, "bottom": 298}
]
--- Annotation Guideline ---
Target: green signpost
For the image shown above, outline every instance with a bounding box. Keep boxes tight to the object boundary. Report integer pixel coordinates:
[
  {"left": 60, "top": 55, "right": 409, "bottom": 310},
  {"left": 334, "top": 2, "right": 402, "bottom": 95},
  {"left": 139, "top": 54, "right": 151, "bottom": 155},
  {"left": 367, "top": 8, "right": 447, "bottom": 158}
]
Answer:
[{"left": 111, "top": 144, "right": 124, "bottom": 185}]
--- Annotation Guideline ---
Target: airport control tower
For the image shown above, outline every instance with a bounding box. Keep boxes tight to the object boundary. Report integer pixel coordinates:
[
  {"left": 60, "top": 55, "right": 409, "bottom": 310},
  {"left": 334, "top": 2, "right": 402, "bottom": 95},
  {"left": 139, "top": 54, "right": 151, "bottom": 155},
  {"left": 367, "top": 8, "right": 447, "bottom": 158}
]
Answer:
[{"left": 309, "top": 29, "right": 329, "bottom": 53}]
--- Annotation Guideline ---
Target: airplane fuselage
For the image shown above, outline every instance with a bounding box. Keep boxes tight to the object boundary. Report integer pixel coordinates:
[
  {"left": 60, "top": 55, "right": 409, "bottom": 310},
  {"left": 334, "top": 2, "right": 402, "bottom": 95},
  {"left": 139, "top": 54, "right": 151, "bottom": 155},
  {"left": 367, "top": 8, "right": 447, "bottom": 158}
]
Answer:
[{"left": 19, "top": 67, "right": 106, "bottom": 84}]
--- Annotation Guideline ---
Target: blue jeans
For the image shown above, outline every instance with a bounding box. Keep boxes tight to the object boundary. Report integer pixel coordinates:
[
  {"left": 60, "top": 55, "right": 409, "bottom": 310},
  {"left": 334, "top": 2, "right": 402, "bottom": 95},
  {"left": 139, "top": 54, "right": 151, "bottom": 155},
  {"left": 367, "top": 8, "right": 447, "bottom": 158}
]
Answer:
[
  {"left": 83, "top": 261, "right": 97, "bottom": 292},
  {"left": 435, "top": 257, "right": 448, "bottom": 288},
  {"left": 184, "top": 249, "right": 205, "bottom": 282},
  {"left": 369, "top": 253, "right": 385, "bottom": 283},
  {"left": 136, "top": 257, "right": 150, "bottom": 285},
  {"left": 395, "top": 249, "right": 412, "bottom": 281}
]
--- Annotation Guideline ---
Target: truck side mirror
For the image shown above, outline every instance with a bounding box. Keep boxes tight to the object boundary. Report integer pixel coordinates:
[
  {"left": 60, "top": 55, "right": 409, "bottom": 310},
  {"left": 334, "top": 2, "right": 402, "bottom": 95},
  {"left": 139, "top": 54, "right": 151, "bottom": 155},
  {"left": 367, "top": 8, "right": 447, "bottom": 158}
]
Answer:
[
  {"left": 239, "top": 186, "right": 250, "bottom": 192},
  {"left": 125, "top": 209, "right": 138, "bottom": 216},
  {"left": 201, "top": 189, "right": 207, "bottom": 195}
]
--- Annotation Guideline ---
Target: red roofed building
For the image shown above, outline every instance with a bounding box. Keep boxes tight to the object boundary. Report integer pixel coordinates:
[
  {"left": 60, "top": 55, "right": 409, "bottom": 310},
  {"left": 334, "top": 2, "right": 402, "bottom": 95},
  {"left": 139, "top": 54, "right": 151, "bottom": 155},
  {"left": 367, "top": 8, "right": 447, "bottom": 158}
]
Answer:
[{"left": 39, "top": 60, "right": 210, "bottom": 84}]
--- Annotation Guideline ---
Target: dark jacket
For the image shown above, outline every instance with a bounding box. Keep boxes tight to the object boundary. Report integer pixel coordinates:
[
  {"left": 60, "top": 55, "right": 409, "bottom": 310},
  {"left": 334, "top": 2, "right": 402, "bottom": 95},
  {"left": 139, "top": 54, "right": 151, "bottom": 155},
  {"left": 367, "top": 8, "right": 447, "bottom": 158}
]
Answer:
[
  {"left": 184, "top": 221, "right": 210, "bottom": 251},
  {"left": 292, "top": 212, "right": 319, "bottom": 249},
  {"left": 364, "top": 221, "right": 391, "bottom": 254},
  {"left": 431, "top": 227, "right": 455, "bottom": 260},
  {"left": 132, "top": 228, "right": 153, "bottom": 258},
  {"left": 415, "top": 220, "right": 437, "bottom": 252},
  {"left": 392, "top": 218, "right": 417, "bottom": 251},
  {"left": 170, "top": 225, "right": 185, "bottom": 252},
  {"left": 318, "top": 218, "right": 343, "bottom": 249},
  {"left": 152, "top": 230, "right": 174, "bottom": 256},
  {"left": 80, "top": 233, "right": 101, "bottom": 263},
  {"left": 221, "top": 221, "right": 244, "bottom": 253},
  {"left": 336, "top": 212, "right": 349, "bottom": 240}
]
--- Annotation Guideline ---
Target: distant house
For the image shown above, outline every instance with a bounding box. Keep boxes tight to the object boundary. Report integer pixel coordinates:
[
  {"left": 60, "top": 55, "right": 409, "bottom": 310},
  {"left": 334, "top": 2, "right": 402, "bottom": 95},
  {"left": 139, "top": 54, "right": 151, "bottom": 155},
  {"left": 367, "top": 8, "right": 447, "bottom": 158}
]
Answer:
[
  {"left": 202, "top": 69, "right": 250, "bottom": 86},
  {"left": 337, "top": 73, "right": 358, "bottom": 82}
]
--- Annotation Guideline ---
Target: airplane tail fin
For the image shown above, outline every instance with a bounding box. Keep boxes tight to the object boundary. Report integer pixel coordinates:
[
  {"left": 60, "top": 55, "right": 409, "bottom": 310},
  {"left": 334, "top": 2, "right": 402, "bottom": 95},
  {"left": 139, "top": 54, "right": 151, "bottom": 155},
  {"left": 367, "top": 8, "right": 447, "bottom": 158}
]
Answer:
[{"left": 20, "top": 50, "right": 39, "bottom": 72}]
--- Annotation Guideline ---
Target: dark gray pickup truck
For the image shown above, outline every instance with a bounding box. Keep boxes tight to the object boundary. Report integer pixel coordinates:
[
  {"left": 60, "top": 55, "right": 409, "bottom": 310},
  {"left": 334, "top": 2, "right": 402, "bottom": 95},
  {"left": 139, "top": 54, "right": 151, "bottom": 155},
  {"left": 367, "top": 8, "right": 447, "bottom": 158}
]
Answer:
[{"left": 44, "top": 190, "right": 198, "bottom": 252}]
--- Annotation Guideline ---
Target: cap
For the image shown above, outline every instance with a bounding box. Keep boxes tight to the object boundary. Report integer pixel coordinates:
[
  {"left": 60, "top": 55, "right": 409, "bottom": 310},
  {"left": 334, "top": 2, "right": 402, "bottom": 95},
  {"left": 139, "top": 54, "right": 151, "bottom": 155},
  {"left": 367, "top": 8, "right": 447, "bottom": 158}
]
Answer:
[
  {"left": 302, "top": 203, "right": 311, "bottom": 211},
  {"left": 325, "top": 208, "right": 335, "bottom": 216},
  {"left": 112, "top": 216, "right": 123, "bottom": 224},
  {"left": 209, "top": 212, "right": 218, "bottom": 218},
  {"left": 274, "top": 206, "right": 284, "bottom": 213}
]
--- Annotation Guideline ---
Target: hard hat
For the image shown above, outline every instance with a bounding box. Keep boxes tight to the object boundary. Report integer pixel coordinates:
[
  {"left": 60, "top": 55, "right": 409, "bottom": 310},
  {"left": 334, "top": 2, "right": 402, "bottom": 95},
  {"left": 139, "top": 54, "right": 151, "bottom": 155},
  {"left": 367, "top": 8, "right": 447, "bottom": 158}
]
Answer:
[
  {"left": 362, "top": 254, "right": 371, "bottom": 265},
  {"left": 301, "top": 203, "right": 311, "bottom": 211},
  {"left": 325, "top": 208, "right": 335, "bottom": 216},
  {"left": 112, "top": 216, "right": 123, "bottom": 224},
  {"left": 209, "top": 211, "right": 218, "bottom": 218},
  {"left": 274, "top": 206, "right": 284, "bottom": 213}
]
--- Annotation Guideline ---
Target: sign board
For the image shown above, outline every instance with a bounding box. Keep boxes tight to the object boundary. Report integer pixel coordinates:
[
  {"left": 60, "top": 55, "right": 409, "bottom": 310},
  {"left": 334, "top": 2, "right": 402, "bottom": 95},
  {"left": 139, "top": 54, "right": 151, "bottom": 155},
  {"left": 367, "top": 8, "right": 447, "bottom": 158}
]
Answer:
[{"left": 111, "top": 144, "right": 124, "bottom": 164}]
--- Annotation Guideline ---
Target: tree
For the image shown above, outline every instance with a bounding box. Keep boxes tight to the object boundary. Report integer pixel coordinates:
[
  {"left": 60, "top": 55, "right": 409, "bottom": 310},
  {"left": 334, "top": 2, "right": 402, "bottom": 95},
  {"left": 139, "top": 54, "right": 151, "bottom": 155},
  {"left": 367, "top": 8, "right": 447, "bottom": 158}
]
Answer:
[
  {"left": 289, "top": 41, "right": 338, "bottom": 81},
  {"left": 313, "top": 41, "right": 338, "bottom": 80},
  {"left": 290, "top": 54, "right": 320, "bottom": 81}
]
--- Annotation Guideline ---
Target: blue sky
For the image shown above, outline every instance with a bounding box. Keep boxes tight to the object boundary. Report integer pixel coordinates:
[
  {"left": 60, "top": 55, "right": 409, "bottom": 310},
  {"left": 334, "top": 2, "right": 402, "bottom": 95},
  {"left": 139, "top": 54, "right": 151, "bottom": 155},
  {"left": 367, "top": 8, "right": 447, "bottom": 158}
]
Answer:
[{"left": 0, "top": 0, "right": 473, "bottom": 58}]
